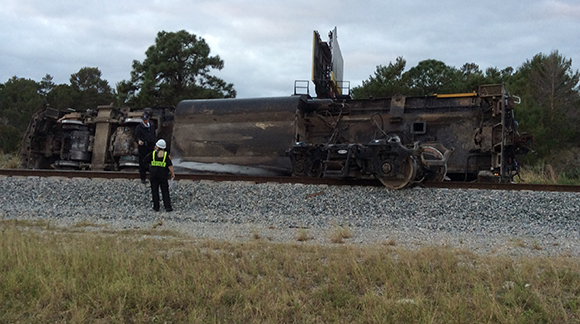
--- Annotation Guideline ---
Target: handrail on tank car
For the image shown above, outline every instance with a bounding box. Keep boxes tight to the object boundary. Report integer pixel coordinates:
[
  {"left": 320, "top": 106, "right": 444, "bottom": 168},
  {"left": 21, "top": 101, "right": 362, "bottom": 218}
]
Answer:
[
  {"left": 336, "top": 80, "right": 350, "bottom": 96},
  {"left": 294, "top": 80, "right": 310, "bottom": 96}
]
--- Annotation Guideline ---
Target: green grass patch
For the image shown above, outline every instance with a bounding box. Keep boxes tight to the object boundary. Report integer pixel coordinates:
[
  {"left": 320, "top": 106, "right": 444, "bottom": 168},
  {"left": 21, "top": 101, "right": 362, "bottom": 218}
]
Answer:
[{"left": 517, "top": 164, "right": 580, "bottom": 185}]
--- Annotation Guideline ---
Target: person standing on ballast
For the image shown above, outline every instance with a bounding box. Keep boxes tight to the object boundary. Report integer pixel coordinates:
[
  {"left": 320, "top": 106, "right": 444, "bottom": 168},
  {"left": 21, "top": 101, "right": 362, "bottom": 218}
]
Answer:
[
  {"left": 134, "top": 113, "right": 156, "bottom": 184},
  {"left": 145, "top": 139, "right": 175, "bottom": 212}
]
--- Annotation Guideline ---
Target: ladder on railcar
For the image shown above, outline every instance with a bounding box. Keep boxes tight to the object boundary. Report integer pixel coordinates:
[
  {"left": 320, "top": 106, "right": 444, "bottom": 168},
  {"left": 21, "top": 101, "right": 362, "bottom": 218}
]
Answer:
[{"left": 321, "top": 144, "right": 356, "bottom": 178}]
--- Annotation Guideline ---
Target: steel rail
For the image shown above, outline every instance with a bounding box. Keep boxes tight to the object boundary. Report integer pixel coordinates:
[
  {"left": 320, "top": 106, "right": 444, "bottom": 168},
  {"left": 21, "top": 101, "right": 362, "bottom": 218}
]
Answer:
[
  {"left": 0, "top": 168, "right": 380, "bottom": 186},
  {"left": 1, "top": 168, "right": 580, "bottom": 192},
  {"left": 421, "top": 181, "right": 580, "bottom": 192}
]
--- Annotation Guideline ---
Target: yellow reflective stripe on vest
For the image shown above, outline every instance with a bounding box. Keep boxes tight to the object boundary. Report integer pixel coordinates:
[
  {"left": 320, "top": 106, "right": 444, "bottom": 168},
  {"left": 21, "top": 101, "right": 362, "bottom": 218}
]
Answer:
[{"left": 151, "top": 151, "right": 167, "bottom": 167}]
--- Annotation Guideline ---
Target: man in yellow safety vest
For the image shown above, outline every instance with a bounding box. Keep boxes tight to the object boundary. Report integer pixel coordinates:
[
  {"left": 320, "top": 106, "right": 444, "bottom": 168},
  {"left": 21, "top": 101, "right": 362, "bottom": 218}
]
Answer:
[{"left": 144, "top": 139, "right": 175, "bottom": 212}]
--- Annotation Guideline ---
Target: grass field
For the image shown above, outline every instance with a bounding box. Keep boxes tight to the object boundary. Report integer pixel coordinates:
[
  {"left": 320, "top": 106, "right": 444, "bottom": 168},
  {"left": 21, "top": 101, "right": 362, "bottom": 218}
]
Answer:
[{"left": 1, "top": 219, "right": 579, "bottom": 323}]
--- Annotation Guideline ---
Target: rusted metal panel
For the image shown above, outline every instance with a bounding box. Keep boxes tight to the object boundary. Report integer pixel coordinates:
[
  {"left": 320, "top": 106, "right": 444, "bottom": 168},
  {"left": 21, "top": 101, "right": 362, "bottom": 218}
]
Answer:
[
  {"left": 172, "top": 96, "right": 307, "bottom": 171},
  {"left": 20, "top": 83, "right": 528, "bottom": 186},
  {"left": 90, "top": 105, "right": 115, "bottom": 171},
  {"left": 293, "top": 91, "right": 506, "bottom": 182}
]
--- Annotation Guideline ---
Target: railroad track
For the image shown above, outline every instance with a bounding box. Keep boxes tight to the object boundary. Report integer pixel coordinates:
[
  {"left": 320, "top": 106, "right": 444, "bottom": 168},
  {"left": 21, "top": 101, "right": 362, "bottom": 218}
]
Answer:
[{"left": 1, "top": 168, "right": 579, "bottom": 192}]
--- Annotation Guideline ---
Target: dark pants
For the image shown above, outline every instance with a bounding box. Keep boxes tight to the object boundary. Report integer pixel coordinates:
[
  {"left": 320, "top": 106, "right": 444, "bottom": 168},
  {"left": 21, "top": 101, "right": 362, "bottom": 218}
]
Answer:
[
  {"left": 150, "top": 176, "right": 172, "bottom": 211},
  {"left": 138, "top": 145, "right": 153, "bottom": 181}
]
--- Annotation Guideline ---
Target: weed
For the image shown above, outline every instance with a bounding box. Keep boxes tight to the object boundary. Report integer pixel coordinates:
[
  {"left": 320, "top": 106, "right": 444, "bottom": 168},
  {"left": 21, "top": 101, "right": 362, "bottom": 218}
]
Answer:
[
  {"left": 330, "top": 224, "right": 352, "bottom": 243},
  {"left": 512, "top": 238, "right": 526, "bottom": 248},
  {"left": 517, "top": 163, "right": 580, "bottom": 185},
  {"left": 74, "top": 220, "right": 106, "bottom": 228},
  {"left": 384, "top": 238, "right": 397, "bottom": 246},
  {"left": 153, "top": 220, "right": 164, "bottom": 229},
  {"left": 296, "top": 228, "right": 311, "bottom": 242},
  {"left": 0, "top": 152, "right": 20, "bottom": 169},
  {"left": 0, "top": 226, "right": 579, "bottom": 323},
  {"left": 0, "top": 219, "right": 49, "bottom": 228}
]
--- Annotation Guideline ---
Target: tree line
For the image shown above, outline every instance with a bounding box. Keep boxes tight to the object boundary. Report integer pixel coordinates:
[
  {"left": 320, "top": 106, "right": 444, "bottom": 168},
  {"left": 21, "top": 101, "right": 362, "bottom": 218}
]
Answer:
[
  {"left": 0, "top": 30, "right": 236, "bottom": 153},
  {"left": 1, "top": 30, "right": 579, "bottom": 172}
]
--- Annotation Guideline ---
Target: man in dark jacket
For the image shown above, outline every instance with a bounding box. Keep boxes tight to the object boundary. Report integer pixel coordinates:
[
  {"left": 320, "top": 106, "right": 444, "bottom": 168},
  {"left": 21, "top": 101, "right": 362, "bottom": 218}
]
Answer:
[
  {"left": 144, "top": 139, "right": 175, "bottom": 212},
  {"left": 134, "top": 113, "right": 156, "bottom": 184}
]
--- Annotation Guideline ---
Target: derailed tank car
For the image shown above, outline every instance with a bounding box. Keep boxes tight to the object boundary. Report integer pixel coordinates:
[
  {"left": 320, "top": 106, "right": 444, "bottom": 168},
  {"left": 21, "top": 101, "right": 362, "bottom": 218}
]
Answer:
[
  {"left": 171, "top": 84, "right": 531, "bottom": 189},
  {"left": 171, "top": 96, "right": 305, "bottom": 176},
  {"left": 19, "top": 84, "right": 530, "bottom": 189},
  {"left": 20, "top": 105, "right": 174, "bottom": 171},
  {"left": 19, "top": 27, "right": 531, "bottom": 188}
]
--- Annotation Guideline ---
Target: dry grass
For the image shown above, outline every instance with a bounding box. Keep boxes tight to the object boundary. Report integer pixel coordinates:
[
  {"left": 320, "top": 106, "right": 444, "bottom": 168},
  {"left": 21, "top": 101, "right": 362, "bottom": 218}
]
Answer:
[
  {"left": 296, "top": 227, "right": 311, "bottom": 242},
  {"left": 74, "top": 220, "right": 107, "bottom": 228},
  {"left": 384, "top": 238, "right": 397, "bottom": 246},
  {"left": 330, "top": 223, "right": 352, "bottom": 243},
  {"left": 0, "top": 152, "right": 20, "bottom": 168},
  {"left": 517, "top": 165, "right": 558, "bottom": 184},
  {"left": 512, "top": 238, "right": 527, "bottom": 248},
  {"left": 517, "top": 164, "right": 580, "bottom": 185},
  {"left": 1, "top": 220, "right": 580, "bottom": 323}
]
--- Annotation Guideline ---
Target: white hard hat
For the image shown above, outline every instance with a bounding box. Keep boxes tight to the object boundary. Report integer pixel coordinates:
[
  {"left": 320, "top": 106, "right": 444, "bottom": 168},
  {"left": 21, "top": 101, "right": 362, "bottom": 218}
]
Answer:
[{"left": 156, "top": 139, "right": 166, "bottom": 149}]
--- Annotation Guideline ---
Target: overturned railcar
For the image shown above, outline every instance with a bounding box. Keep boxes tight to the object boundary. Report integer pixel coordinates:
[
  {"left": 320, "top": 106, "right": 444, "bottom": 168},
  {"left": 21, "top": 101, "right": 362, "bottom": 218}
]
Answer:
[
  {"left": 289, "top": 84, "right": 531, "bottom": 188},
  {"left": 171, "top": 84, "right": 530, "bottom": 188},
  {"left": 20, "top": 84, "right": 530, "bottom": 189},
  {"left": 171, "top": 96, "right": 305, "bottom": 176},
  {"left": 20, "top": 105, "right": 174, "bottom": 171}
]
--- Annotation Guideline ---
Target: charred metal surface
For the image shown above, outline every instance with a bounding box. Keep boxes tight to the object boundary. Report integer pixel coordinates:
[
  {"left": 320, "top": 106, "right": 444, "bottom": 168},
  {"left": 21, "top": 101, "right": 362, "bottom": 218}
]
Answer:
[
  {"left": 287, "top": 84, "right": 529, "bottom": 188},
  {"left": 20, "top": 84, "right": 529, "bottom": 189},
  {"left": 20, "top": 106, "right": 174, "bottom": 171},
  {"left": 172, "top": 96, "right": 309, "bottom": 172},
  {"left": 91, "top": 105, "right": 115, "bottom": 170}
]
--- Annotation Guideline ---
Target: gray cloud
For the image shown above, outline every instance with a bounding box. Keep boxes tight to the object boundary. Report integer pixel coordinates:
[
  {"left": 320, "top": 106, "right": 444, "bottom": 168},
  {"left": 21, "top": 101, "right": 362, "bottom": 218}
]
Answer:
[{"left": 1, "top": 0, "right": 578, "bottom": 99}]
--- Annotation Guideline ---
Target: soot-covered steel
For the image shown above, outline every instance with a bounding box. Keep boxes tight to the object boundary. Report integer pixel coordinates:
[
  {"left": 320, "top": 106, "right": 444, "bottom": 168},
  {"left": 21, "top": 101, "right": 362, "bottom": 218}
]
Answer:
[{"left": 172, "top": 96, "right": 308, "bottom": 172}]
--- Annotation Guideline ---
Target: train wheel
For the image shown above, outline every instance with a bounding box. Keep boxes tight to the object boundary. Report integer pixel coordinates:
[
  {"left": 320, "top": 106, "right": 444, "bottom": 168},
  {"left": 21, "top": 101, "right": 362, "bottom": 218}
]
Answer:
[
  {"left": 378, "top": 156, "right": 416, "bottom": 189},
  {"left": 427, "top": 166, "right": 447, "bottom": 182},
  {"left": 307, "top": 160, "right": 323, "bottom": 178},
  {"left": 421, "top": 145, "right": 447, "bottom": 182}
]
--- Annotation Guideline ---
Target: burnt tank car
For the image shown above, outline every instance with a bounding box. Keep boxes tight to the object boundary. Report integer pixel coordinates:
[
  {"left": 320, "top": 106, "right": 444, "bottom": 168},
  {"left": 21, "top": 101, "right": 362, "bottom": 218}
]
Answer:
[
  {"left": 171, "top": 84, "right": 530, "bottom": 189},
  {"left": 19, "top": 84, "right": 530, "bottom": 189},
  {"left": 289, "top": 84, "right": 530, "bottom": 188},
  {"left": 20, "top": 105, "right": 174, "bottom": 171},
  {"left": 171, "top": 96, "right": 303, "bottom": 175},
  {"left": 18, "top": 29, "right": 530, "bottom": 188}
]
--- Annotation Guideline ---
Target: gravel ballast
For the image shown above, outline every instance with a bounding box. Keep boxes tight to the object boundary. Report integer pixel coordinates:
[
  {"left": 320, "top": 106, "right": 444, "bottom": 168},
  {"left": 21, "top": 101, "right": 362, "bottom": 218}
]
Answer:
[{"left": 1, "top": 176, "right": 579, "bottom": 257}]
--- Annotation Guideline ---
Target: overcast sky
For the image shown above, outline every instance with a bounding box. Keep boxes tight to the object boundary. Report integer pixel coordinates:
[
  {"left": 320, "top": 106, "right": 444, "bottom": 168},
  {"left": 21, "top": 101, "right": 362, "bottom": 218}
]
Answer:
[{"left": 1, "top": 0, "right": 579, "bottom": 99}]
